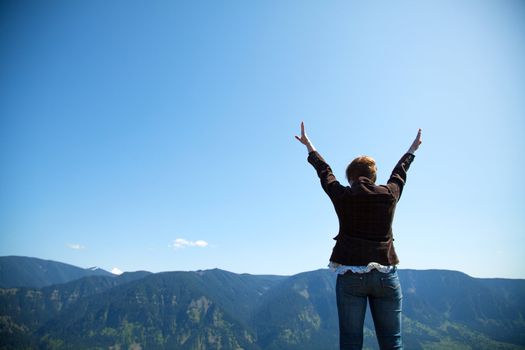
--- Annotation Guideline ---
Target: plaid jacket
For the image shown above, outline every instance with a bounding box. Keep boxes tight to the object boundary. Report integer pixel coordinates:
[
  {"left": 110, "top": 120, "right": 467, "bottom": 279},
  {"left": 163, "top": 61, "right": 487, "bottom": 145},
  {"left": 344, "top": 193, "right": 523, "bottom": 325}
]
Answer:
[{"left": 307, "top": 151, "right": 415, "bottom": 266}]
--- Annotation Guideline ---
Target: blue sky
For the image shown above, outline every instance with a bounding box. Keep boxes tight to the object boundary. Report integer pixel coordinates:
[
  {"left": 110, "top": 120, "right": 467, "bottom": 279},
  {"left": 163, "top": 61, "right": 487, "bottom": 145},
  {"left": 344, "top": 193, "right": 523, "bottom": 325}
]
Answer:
[{"left": 1, "top": 0, "right": 524, "bottom": 278}]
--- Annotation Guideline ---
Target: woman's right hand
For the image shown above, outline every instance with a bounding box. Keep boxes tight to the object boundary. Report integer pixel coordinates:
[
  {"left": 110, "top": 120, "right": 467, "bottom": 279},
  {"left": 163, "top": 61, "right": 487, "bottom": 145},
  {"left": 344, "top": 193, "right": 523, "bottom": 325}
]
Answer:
[{"left": 408, "top": 129, "right": 422, "bottom": 154}]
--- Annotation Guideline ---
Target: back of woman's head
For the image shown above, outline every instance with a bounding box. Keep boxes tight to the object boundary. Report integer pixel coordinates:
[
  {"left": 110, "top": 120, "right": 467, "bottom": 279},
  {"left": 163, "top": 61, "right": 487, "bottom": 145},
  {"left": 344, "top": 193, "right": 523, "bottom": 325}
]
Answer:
[{"left": 346, "top": 156, "right": 377, "bottom": 184}]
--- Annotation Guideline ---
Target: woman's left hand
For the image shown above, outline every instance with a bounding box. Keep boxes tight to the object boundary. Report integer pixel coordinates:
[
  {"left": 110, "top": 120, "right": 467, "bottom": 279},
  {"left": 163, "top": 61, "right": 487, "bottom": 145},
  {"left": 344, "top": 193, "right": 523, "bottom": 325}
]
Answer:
[
  {"left": 295, "top": 122, "right": 316, "bottom": 152},
  {"left": 295, "top": 121, "right": 311, "bottom": 144}
]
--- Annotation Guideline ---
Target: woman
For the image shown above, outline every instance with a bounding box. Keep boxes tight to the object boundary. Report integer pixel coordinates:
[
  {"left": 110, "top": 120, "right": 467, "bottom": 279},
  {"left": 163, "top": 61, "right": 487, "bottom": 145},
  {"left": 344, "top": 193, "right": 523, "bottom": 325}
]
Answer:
[{"left": 295, "top": 122, "right": 422, "bottom": 350}]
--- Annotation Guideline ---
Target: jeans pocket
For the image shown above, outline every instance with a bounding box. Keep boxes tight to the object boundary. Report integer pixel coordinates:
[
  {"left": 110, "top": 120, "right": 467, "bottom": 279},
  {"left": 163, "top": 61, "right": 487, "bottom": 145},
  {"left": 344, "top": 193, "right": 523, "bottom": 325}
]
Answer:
[
  {"left": 380, "top": 274, "right": 401, "bottom": 291},
  {"left": 337, "top": 273, "right": 364, "bottom": 296}
]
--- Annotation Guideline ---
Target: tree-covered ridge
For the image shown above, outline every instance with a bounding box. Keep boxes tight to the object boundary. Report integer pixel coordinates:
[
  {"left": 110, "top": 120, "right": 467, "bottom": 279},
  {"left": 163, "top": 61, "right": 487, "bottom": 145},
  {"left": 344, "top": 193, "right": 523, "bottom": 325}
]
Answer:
[{"left": 0, "top": 257, "right": 524, "bottom": 349}]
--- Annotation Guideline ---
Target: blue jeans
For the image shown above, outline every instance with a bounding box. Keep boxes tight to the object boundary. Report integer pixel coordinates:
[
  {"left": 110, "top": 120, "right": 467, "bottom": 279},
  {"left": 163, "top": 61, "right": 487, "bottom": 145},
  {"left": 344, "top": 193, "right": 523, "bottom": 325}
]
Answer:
[{"left": 336, "top": 268, "right": 403, "bottom": 350}]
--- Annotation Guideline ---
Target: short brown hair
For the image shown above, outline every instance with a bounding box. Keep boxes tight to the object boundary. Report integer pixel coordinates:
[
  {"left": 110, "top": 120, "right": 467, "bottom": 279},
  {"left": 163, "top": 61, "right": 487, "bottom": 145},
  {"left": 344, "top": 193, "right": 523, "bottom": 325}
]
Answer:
[{"left": 346, "top": 156, "right": 377, "bottom": 183}]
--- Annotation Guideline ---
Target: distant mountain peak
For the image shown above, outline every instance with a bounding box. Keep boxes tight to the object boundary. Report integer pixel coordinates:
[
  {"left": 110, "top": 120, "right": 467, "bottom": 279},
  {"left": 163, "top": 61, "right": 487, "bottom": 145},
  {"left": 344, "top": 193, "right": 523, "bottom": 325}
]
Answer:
[
  {"left": 110, "top": 267, "right": 123, "bottom": 275},
  {"left": 0, "top": 256, "right": 114, "bottom": 288}
]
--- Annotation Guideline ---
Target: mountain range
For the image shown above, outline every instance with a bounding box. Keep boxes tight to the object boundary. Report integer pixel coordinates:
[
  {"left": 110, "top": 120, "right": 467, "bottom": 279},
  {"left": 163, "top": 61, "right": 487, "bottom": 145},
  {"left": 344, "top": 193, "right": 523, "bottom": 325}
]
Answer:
[{"left": 0, "top": 256, "right": 524, "bottom": 350}]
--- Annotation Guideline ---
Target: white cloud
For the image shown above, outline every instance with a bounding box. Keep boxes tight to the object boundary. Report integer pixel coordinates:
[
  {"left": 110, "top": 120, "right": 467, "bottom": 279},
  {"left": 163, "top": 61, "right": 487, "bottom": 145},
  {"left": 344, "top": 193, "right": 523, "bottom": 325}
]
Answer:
[
  {"left": 111, "top": 267, "right": 123, "bottom": 275},
  {"left": 67, "top": 243, "right": 85, "bottom": 250},
  {"left": 193, "top": 240, "right": 208, "bottom": 247},
  {"left": 171, "top": 238, "right": 209, "bottom": 249}
]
